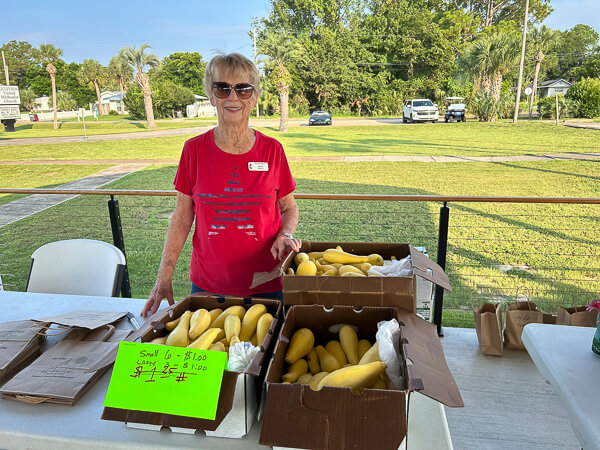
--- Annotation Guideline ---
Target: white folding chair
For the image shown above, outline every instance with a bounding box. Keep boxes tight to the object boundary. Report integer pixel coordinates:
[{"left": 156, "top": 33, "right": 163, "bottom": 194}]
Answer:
[{"left": 26, "top": 239, "right": 126, "bottom": 297}]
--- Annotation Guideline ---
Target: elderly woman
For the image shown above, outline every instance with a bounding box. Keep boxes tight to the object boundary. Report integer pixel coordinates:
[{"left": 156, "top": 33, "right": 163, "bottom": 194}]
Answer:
[{"left": 141, "top": 53, "right": 300, "bottom": 318}]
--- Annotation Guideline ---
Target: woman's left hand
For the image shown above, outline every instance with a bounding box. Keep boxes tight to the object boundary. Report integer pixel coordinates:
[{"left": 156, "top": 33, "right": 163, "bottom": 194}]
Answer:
[{"left": 271, "top": 233, "right": 302, "bottom": 260}]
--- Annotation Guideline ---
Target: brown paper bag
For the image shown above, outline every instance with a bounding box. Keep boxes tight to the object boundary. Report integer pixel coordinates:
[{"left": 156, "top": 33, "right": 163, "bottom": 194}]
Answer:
[
  {"left": 473, "top": 303, "right": 503, "bottom": 355},
  {"left": 0, "top": 325, "right": 131, "bottom": 405},
  {"left": 504, "top": 301, "right": 543, "bottom": 350},
  {"left": 556, "top": 306, "right": 597, "bottom": 327},
  {"left": 0, "top": 320, "right": 48, "bottom": 384},
  {"left": 33, "top": 310, "right": 128, "bottom": 332}
]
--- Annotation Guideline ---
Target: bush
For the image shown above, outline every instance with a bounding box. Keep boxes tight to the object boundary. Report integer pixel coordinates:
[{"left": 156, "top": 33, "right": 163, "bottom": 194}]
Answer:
[
  {"left": 123, "top": 80, "right": 195, "bottom": 120},
  {"left": 537, "top": 95, "right": 573, "bottom": 119},
  {"left": 108, "top": 109, "right": 119, "bottom": 116},
  {"left": 469, "top": 91, "right": 512, "bottom": 121},
  {"left": 566, "top": 77, "right": 600, "bottom": 118}
]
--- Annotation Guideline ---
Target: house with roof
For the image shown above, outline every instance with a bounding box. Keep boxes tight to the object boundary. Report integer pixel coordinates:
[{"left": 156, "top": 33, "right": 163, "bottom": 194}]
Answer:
[
  {"left": 88, "top": 91, "right": 126, "bottom": 114},
  {"left": 536, "top": 79, "right": 572, "bottom": 98},
  {"left": 186, "top": 94, "right": 217, "bottom": 118}
]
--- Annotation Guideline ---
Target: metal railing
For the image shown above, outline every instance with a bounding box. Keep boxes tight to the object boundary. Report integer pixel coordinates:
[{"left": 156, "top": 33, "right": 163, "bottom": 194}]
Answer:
[{"left": 1, "top": 188, "right": 599, "bottom": 333}]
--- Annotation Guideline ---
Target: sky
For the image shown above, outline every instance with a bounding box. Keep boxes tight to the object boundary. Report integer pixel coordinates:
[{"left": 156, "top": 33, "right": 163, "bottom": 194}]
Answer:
[{"left": 1, "top": 0, "right": 599, "bottom": 65}]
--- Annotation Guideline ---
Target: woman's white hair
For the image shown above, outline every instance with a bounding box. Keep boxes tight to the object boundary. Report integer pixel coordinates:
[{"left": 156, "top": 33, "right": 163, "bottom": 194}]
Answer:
[{"left": 204, "top": 52, "right": 261, "bottom": 98}]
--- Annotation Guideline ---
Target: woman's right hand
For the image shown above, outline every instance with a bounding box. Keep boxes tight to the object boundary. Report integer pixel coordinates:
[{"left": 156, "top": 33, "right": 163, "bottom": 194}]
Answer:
[{"left": 141, "top": 279, "right": 174, "bottom": 318}]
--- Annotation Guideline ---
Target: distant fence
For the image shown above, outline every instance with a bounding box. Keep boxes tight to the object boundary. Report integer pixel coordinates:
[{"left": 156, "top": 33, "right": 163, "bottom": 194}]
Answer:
[{"left": 1, "top": 189, "right": 599, "bottom": 331}]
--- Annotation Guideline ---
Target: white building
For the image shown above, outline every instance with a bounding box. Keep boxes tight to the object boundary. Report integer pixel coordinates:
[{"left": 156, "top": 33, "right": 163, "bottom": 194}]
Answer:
[
  {"left": 537, "top": 79, "right": 572, "bottom": 98},
  {"left": 186, "top": 95, "right": 216, "bottom": 118}
]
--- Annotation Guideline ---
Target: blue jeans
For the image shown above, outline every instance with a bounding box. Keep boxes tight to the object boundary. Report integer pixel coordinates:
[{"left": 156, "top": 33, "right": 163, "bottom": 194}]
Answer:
[{"left": 191, "top": 282, "right": 283, "bottom": 301}]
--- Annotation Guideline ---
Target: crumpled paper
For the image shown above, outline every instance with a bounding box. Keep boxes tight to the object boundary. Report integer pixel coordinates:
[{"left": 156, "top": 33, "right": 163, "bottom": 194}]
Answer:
[
  {"left": 227, "top": 341, "right": 260, "bottom": 372},
  {"left": 375, "top": 318, "right": 405, "bottom": 389},
  {"left": 368, "top": 256, "right": 413, "bottom": 277}
]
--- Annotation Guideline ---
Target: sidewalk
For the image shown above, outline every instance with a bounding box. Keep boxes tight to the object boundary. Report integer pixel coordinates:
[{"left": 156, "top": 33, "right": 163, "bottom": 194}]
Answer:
[{"left": 0, "top": 163, "right": 148, "bottom": 227}]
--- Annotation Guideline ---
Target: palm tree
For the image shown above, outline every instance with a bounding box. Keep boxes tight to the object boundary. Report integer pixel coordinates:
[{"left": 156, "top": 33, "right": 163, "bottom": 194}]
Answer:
[
  {"left": 461, "top": 31, "right": 520, "bottom": 102},
  {"left": 528, "top": 26, "right": 558, "bottom": 117},
  {"left": 108, "top": 55, "right": 133, "bottom": 115},
  {"left": 35, "top": 44, "right": 63, "bottom": 129},
  {"left": 258, "top": 32, "right": 302, "bottom": 132},
  {"left": 119, "top": 44, "right": 159, "bottom": 128},
  {"left": 78, "top": 59, "right": 107, "bottom": 115}
]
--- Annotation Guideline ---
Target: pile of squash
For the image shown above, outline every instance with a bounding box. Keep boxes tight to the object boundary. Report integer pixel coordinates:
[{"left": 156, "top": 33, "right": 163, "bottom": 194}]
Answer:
[
  {"left": 280, "top": 325, "right": 388, "bottom": 392},
  {"left": 288, "top": 247, "right": 390, "bottom": 277},
  {"left": 148, "top": 304, "right": 273, "bottom": 355}
]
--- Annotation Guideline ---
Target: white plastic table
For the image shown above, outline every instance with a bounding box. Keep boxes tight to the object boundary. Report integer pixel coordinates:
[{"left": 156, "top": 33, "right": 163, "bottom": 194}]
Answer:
[
  {"left": 0, "top": 291, "right": 453, "bottom": 449},
  {"left": 522, "top": 323, "right": 599, "bottom": 450}
]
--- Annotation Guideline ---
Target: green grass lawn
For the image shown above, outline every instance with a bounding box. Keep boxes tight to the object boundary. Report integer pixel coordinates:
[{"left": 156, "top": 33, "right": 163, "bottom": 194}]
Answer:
[
  {"left": 1, "top": 122, "right": 599, "bottom": 161},
  {"left": 1, "top": 122, "right": 598, "bottom": 327},
  {"left": 0, "top": 118, "right": 216, "bottom": 139},
  {"left": 0, "top": 164, "right": 111, "bottom": 206}
]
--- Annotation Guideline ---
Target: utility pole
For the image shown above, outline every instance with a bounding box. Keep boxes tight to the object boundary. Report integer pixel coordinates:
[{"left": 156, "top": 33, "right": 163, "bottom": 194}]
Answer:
[
  {"left": 2, "top": 51, "right": 9, "bottom": 85},
  {"left": 253, "top": 27, "right": 260, "bottom": 118},
  {"left": 513, "top": 0, "right": 530, "bottom": 123}
]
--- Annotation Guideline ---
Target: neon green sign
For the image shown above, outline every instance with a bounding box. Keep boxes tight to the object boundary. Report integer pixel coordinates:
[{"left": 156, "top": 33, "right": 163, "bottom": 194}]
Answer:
[{"left": 104, "top": 341, "right": 228, "bottom": 420}]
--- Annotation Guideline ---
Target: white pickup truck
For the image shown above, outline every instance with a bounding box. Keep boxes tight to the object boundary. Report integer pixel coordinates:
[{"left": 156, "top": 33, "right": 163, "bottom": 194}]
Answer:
[{"left": 402, "top": 99, "right": 439, "bottom": 123}]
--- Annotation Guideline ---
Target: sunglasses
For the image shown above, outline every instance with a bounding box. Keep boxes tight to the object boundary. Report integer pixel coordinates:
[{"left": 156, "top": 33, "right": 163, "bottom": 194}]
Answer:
[{"left": 212, "top": 82, "right": 255, "bottom": 100}]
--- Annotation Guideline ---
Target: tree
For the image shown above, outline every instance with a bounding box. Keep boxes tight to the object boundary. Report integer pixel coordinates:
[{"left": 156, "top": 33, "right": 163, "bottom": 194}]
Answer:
[
  {"left": 19, "top": 88, "right": 39, "bottom": 112},
  {"left": 108, "top": 55, "right": 132, "bottom": 114},
  {"left": 57, "top": 62, "right": 96, "bottom": 108},
  {"left": 49, "top": 91, "right": 78, "bottom": 111},
  {"left": 461, "top": 31, "right": 519, "bottom": 102},
  {"left": 566, "top": 77, "right": 600, "bottom": 118},
  {"left": 258, "top": 32, "right": 303, "bottom": 132},
  {"left": 152, "top": 52, "right": 206, "bottom": 95},
  {"left": 119, "top": 44, "right": 159, "bottom": 128},
  {"left": 122, "top": 80, "right": 194, "bottom": 119},
  {"left": 0, "top": 40, "right": 36, "bottom": 87},
  {"left": 527, "top": 26, "right": 558, "bottom": 116},
  {"left": 34, "top": 44, "right": 63, "bottom": 129},
  {"left": 78, "top": 59, "right": 108, "bottom": 115},
  {"left": 548, "top": 24, "right": 599, "bottom": 79}
]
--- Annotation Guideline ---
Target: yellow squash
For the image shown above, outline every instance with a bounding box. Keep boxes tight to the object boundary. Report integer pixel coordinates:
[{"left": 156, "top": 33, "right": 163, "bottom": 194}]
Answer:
[
  {"left": 209, "top": 305, "right": 246, "bottom": 329},
  {"left": 285, "top": 328, "right": 315, "bottom": 364},
  {"left": 307, "top": 348, "right": 320, "bottom": 374},
  {"left": 316, "top": 361, "right": 387, "bottom": 391},
  {"left": 224, "top": 314, "right": 241, "bottom": 344},
  {"left": 325, "top": 340, "right": 348, "bottom": 366},
  {"left": 294, "top": 252, "right": 310, "bottom": 267},
  {"left": 308, "top": 371, "right": 330, "bottom": 391},
  {"left": 323, "top": 249, "right": 368, "bottom": 265},
  {"left": 296, "top": 260, "right": 317, "bottom": 276},
  {"left": 255, "top": 313, "right": 274, "bottom": 347},
  {"left": 208, "top": 308, "right": 223, "bottom": 323},
  {"left": 165, "top": 311, "right": 191, "bottom": 347},
  {"left": 282, "top": 358, "right": 308, "bottom": 383},
  {"left": 187, "top": 328, "right": 221, "bottom": 350},
  {"left": 367, "top": 254, "right": 384, "bottom": 266},
  {"left": 315, "top": 345, "right": 342, "bottom": 372},
  {"left": 239, "top": 303, "right": 267, "bottom": 342},
  {"left": 338, "top": 265, "right": 365, "bottom": 276},
  {"left": 165, "top": 315, "right": 181, "bottom": 331},
  {"left": 358, "top": 339, "right": 372, "bottom": 359},
  {"left": 339, "top": 325, "right": 359, "bottom": 364},
  {"left": 149, "top": 336, "right": 167, "bottom": 345},
  {"left": 358, "top": 342, "right": 380, "bottom": 365},
  {"left": 188, "top": 308, "right": 211, "bottom": 340}
]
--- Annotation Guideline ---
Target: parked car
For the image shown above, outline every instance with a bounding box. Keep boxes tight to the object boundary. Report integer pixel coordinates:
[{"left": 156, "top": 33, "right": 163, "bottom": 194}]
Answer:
[
  {"left": 402, "top": 99, "right": 439, "bottom": 123},
  {"left": 308, "top": 110, "right": 332, "bottom": 126},
  {"left": 444, "top": 96, "right": 466, "bottom": 122}
]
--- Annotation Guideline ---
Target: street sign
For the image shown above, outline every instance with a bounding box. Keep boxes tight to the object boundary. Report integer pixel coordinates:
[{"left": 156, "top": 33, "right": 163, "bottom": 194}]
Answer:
[
  {"left": 0, "top": 85, "right": 20, "bottom": 105},
  {"left": 524, "top": 87, "right": 532, "bottom": 96}
]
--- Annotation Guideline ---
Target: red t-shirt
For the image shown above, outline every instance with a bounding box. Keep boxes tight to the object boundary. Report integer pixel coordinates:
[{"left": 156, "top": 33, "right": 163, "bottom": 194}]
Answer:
[{"left": 174, "top": 129, "right": 296, "bottom": 296}]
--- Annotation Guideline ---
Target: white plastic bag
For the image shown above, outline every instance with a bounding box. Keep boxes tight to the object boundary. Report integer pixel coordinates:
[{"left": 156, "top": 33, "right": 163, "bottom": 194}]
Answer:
[
  {"left": 368, "top": 256, "right": 413, "bottom": 277},
  {"left": 375, "top": 318, "right": 405, "bottom": 389},
  {"left": 227, "top": 341, "right": 260, "bottom": 372}
]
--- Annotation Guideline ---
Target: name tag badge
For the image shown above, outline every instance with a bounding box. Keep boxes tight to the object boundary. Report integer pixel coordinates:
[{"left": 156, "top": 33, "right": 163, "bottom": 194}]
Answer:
[{"left": 248, "top": 162, "right": 269, "bottom": 171}]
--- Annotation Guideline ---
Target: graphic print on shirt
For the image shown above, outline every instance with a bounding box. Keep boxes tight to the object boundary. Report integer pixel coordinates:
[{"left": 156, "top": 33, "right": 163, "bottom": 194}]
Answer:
[{"left": 196, "top": 165, "right": 271, "bottom": 240}]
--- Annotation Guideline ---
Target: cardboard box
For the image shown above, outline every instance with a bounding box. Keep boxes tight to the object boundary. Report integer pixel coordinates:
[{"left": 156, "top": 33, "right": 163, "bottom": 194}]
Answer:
[
  {"left": 259, "top": 304, "right": 463, "bottom": 449},
  {"left": 101, "top": 295, "right": 282, "bottom": 438},
  {"left": 252, "top": 242, "right": 451, "bottom": 313}
]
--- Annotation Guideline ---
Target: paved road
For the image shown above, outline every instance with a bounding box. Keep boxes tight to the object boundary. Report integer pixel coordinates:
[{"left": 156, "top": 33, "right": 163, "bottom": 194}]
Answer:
[{"left": 0, "top": 118, "right": 414, "bottom": 146}]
